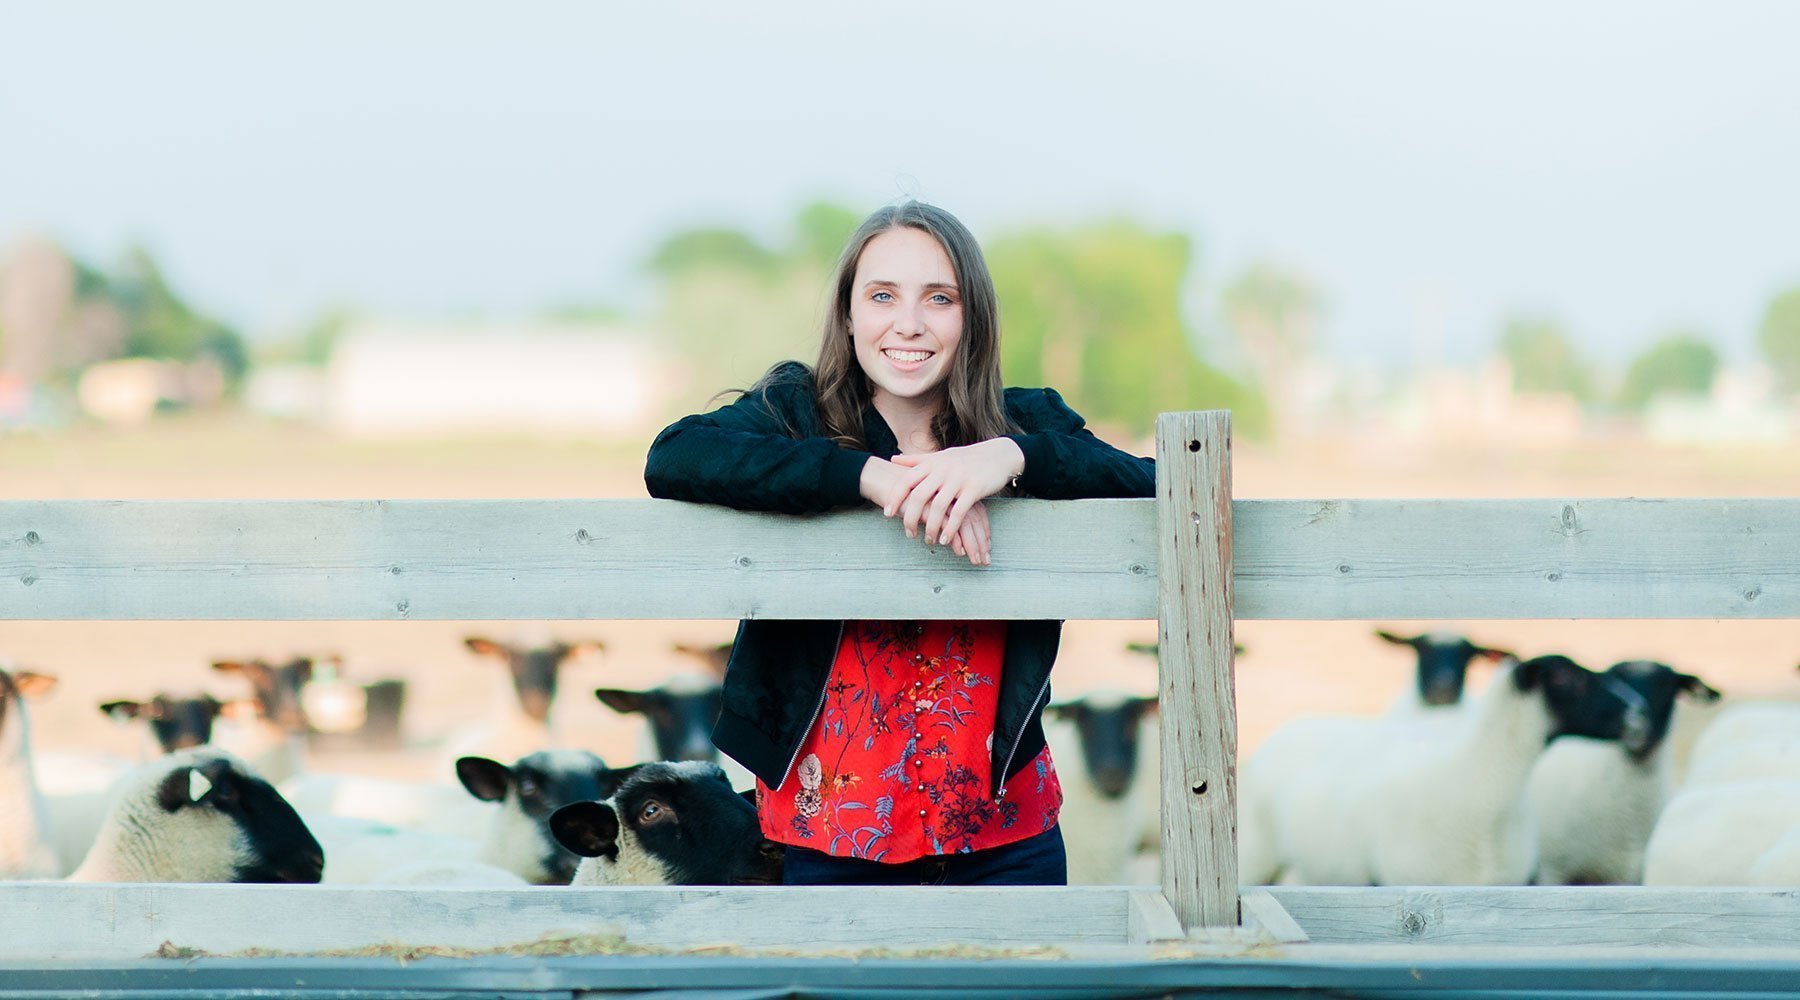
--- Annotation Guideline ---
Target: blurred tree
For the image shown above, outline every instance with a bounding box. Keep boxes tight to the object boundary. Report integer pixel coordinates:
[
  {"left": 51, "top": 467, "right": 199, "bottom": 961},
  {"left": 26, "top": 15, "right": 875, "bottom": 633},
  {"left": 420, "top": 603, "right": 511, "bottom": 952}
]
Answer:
[
  {"left": 989, "top": 223, "right": 1264, "bottom": 434},
  {"left": 111, "top": 245, "right": 249, "bottom": 387},
  {"left": 1617, "top": 331, "right": 1718, "bottom": 411},
  {"left": 792, "top": 202, "right": 861, "bottom": 270},
  {"left": 1756, "top": 287, "right": 1800, "bottom": 393},
  {"left": 1497, "top": 315, "right": 1593, "bottom": 401},
  {"left": 1221, "top": 262, "right": 1320, "bottom": 439},
  {"left": 646, "top": 229, "right": 780, "bottom": 279}
]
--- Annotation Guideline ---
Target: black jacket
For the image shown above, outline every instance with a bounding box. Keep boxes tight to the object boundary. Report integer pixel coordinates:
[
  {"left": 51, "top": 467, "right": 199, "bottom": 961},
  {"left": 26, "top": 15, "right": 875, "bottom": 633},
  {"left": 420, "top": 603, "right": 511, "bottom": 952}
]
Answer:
[{"left": 644, "top": 361, "right": 1155, "bottom": 794}]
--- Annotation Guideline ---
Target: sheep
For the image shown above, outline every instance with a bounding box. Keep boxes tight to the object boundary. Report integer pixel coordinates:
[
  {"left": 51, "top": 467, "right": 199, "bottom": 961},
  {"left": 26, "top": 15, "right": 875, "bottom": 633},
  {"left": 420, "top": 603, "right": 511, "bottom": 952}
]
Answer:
[
  {"left": 1525, "top": 660, "right": 1721, "bottom": 885},
  {"left": 98, "top": 691, "right": 230, "bottom": 753},
  {"left": 210, "top": 656, "right": 315, "bottom": 783},
  {"left": 454, "top": 749, "right": 628, "bottom": 884},
  {"left": 1043, "top": 689, "right": 1159, "bottom": 884},
  {"left": 593, "top": 680, "right": 752, "bottom": 793},
  {"left": 1642, "top": 779, "right": 1800, "bottom": 885},
  {"left": 0, "top": 663, "right": 62, "bottom": 879},
  {"left": 551, "top": 761, "right": 784, "bottom": 886},
  {"left": 277, "top": 771, "right": 498, "bottom": 840},
  {"left": 1678, "top": 701, "right": 1800, "bottom": 789},
  {"left": 1240, "top": 654, "right": 1633, "bottom": 886},
  {"left": 301, "top": 813, "right": 478, "bottom": 884},
  {"left": 66, "top": 747, "right": 323, "bottom": 884},
  {"left": 1375, "top": 629, "right": 1514, "bottom": 714},
  {"left": 440, "top": 635, "right": 604, "bottom": 767}
]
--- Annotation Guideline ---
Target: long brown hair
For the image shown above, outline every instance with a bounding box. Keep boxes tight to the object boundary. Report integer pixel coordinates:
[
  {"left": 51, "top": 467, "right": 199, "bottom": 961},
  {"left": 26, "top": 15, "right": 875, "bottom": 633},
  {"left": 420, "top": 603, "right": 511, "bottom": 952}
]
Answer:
[{"left": 756, "top": 202, "right": 1015, "bottom": 450}]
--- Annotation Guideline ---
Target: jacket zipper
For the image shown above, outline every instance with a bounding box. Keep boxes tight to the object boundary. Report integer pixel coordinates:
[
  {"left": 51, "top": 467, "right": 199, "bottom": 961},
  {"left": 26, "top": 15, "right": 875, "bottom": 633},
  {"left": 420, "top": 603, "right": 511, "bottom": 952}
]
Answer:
[
  {"left": 994, "top": 671, "right": 1053, "bottom": 800},
  {"left": 776, "top": 620, "right": 845, "bottom": 792}
]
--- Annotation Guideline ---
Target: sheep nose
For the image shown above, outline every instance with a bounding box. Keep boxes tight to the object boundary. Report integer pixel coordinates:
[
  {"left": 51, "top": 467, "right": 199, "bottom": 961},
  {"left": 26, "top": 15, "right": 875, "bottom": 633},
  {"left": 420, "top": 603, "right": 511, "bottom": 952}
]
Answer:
[{"left": 1091, "top": 766, "right": 1132, "bottom": 798}]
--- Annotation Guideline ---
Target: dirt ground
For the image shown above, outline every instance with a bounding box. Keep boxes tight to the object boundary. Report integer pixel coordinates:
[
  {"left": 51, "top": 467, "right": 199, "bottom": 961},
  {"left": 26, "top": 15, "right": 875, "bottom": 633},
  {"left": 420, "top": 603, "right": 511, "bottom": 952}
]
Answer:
[{"left": 5, "top": 415, "right": 1799, "bottom": 781}]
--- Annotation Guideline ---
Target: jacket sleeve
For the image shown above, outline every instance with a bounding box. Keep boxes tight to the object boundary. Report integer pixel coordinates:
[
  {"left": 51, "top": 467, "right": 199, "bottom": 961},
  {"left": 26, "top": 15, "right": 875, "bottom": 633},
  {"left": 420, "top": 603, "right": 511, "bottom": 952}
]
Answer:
[
  {"left": 1004, "top": 388, "right": 1156, "bottom": 499},
  {"left": 644, "top": 365, "right": 873, "bottom": 515}
]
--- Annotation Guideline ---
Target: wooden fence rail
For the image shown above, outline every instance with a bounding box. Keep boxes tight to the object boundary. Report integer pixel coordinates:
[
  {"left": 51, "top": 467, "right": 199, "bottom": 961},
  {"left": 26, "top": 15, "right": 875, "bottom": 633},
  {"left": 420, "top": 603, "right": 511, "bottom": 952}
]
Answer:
[{"left": 6, "top": 409, "right": 1800, "bottom": 949}]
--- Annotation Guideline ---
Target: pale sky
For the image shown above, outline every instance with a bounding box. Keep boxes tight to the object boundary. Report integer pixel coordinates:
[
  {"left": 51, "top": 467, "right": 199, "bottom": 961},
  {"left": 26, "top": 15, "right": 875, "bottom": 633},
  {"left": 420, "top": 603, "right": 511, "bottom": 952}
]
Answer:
[{"left": 3, "top": 1, "right": 1797, "bottom": 369}]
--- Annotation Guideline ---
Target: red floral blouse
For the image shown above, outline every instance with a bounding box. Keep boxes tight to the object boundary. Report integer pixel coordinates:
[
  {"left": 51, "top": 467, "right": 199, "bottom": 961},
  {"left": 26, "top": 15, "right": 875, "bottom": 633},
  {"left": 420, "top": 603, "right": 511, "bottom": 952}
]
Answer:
[{"left": 755, "top": 620, "right": 1063, "bottom": 862}]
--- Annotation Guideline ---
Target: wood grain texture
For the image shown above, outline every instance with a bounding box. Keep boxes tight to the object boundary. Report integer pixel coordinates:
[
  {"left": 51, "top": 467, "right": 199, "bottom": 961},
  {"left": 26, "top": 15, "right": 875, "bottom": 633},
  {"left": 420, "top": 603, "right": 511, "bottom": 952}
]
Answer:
[
  {"left": 1156, "top": 412, "right": 1239, "bottom": 929},
  {"left": 8, "top": 497, "right": 1799, "bottom": 621},
  {"left": 0, "top": 883, "right": 1134, "bottom": 959},
  {"left": 1268, "top": 886, "right": 1800, "bottom": 948}
]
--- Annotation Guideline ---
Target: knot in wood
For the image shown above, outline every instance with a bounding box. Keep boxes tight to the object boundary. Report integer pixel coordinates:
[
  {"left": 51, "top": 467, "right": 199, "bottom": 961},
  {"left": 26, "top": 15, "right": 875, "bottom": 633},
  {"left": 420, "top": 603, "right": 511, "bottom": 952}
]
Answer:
[
  {"left": 23, "top": 531, "right": 40, "bottom": 545},
  {"left": 733, "top": 555, "right": 752, "bottom": 569}
]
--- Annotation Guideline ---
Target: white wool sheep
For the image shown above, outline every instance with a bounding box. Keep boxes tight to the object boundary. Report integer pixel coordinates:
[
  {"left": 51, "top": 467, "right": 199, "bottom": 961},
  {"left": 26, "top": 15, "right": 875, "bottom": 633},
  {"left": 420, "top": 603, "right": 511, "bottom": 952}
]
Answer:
[
  {"left": 1526, "top": 660, "right": 1719, "bottom": 886},
  {"left": 302, "top": 813, "right": 479, "bottom": 884},
  {"left": 1242, "top": 656, "right": 1628, "bottom": 886},
  {"left": 437, "top": 635, "right": 602, "bottom": 771},
  {"left": 1043, "top": 689, "right": 1159, "bottom": 885},
  {"left": 1642, "top": 779, "right": 1800, "bottom": 885},
  {"left": 1679, "top": 702, "right": 1800, "bottom": 790},
  {"left": 0, "top": 666, "right": 62, "bottom": 879},
  {"left": 278, "top": 772, "right": 495, "bottom": 840},
  {"left": 66, "top": 748, "right": 323, "bottom": 884},
  {"left": 455, "top": 749, "right": 622, "bottom": 884}
]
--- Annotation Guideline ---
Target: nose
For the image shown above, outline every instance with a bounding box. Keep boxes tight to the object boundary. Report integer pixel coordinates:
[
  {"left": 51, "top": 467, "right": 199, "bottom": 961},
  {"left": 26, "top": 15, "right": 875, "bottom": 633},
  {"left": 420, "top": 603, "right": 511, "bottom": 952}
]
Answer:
[{"left": 896, "top": 300, "right": 928, "bottom": 336}]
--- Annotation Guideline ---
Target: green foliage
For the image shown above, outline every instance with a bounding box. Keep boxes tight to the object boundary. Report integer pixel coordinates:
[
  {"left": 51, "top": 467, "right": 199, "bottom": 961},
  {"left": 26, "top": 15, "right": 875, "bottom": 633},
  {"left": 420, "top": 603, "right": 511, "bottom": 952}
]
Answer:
[
  {"left": 1498, "top": 315, "right": 1593, "bottom": 401},
  {"left": 1756, "top": 287, "right": 1800, "bottom": 393},
  {"left": 1221, "top": 262, "right": 1320, "bottom": 366},
  {"left": 988, "top": 223, "right": 1264, "bottom": 435},
  {"left": 646, "top": 228, "right": 781, "bottom": 279},
  {"left": 1617, "top": 332, "right": 1718, "bottom": 411},
  {"left": 792, "top": 202, "right": 861, "bottom": 270},
  {"left": 109, "top": 245, "right": 249, "bottom": 386}
]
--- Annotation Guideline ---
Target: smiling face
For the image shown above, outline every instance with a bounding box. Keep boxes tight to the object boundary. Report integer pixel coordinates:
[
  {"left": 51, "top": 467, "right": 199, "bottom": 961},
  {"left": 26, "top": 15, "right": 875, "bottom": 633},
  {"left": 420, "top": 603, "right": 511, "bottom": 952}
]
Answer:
[{"left": 847, "top": 226, "right": 966, "bottom": 411}]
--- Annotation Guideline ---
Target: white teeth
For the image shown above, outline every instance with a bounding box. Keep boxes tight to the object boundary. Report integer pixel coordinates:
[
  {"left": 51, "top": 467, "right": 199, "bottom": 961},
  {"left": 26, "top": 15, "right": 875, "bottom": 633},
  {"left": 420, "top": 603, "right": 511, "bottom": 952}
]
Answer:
[{"left": 884, "top": 349, "right": 931, "bottom": 363}]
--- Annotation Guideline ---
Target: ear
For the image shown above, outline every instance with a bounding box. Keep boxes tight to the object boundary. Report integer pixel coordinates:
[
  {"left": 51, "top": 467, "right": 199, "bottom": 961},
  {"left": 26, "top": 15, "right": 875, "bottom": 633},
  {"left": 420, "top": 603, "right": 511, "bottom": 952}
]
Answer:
[
  {"left": 455, "top": 756, "right": 514, "bottom": 802},
  {"left": 557, "top": 640, "right": 605, "bottom": 664},
  {"left": 1045, "top": 701, "right": 1083, "bottom": 722},
  {"left": 673, "top": 642, "right": 732, "bottom": 677},
  {"left": 13, "top": 671, "right": 58, "bottom": 698},
  {"left": 594, "top": 688, "right": 651, "bottom": 715},
  {"left": 1678, "top": 674, "right": 1723, "bottom": 702},
  {"left": 464, "top": 637, "right": 508, "bottom": 659},
  {"left": 100, "top": 699, "right": 145, "bottom": 721},
  {"left": 1375, "top": 629, "right": 1417, "bottom": 647},
  {"left": 211, "top": 660, "right": 267, "bottom": 679},
  {"left": 549, "top": 801, "right": 620, "bottom": 858},
  {"left": 1474, "top": 646, "right": 1516, "bottom": 664},
  {"left": 1130, "top": 695, "right": 1161, "bottom": 719}
]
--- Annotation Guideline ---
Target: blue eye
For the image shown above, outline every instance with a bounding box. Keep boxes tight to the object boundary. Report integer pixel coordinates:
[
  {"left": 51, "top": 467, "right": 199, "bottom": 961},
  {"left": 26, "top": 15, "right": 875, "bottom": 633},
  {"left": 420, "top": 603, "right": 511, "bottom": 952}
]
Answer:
[
  {"left": 872, "top": 291, "right": 894, "bottom": 303},
  {"left": 930, "top": 294, "right": 953, "bottom": 305}
]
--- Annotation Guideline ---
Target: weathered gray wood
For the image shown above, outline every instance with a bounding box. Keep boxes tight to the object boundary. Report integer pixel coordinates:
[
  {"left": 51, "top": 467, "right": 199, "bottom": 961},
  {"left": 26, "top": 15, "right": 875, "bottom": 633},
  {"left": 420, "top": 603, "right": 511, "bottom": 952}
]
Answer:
[
  {"left": 1156, "top": 412, "right": 1238, "bottom": 929},
  {"left": 0, "top": 883, "right": 1134, "bottom": 959},
  {"left": 0, "top": 499, "right": 1155, "bottom": 621},
  {"left": 1126, "top": 889, "right": 1186, "bottom": 944},
  {"left": 1269, "top": 886, "right": 1800, "bottom": 948},
  {"left": 9, "top": 497, "right": 1800, "bottom": 621},
  {"left": 1239, "top": 888, "right": 1309, "bottom": 944},
  {"left": 1236, "top": 497, "right": 1800, "bottom": 620}
]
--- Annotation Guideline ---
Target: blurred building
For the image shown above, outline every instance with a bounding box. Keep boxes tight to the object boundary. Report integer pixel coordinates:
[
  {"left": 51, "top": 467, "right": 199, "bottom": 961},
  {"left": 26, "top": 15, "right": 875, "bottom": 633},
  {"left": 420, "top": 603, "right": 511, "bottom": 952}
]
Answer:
[
  {"left": 324, "top": 323, "right": 670, "bottom": 438},
  {"left": 1642, "top": 365, "right": 1794, "bottom": 446}
]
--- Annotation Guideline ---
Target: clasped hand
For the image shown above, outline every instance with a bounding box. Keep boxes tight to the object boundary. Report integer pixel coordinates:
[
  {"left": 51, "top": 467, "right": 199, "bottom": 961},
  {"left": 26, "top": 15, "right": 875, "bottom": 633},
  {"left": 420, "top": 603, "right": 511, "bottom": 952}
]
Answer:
[{"left": 858, "top": 438, "right": 1025, "bottom": 566}]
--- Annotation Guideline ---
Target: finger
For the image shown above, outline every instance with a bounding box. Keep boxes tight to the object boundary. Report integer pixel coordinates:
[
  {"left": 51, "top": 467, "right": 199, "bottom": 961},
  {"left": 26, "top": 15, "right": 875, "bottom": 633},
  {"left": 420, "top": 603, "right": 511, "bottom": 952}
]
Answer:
[
  {"left": 958, "top": 519, "right": 982, "bottom": 566},
  {"left": 902, "top": 477, "right": 942, "bottom": 538},
  {"left": 939, "top": 490, "right": 977, "bottom": 544},
  {"left": 925, "top": 484, "right": 958, "bottom": 545},
  {"left": 884, "top": 466, "right": 930, "bottom": 518},
  {"left": 951, "top": 534, "right": 965, "bottom": 557},
  {"left": 890, "top": 453, "right": 923, "bottom": 468}
]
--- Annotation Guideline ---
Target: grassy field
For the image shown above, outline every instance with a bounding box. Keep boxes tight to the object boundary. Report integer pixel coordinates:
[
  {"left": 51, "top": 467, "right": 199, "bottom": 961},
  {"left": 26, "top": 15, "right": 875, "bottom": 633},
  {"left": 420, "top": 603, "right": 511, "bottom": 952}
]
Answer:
[{"left": 5, "top": 413, "right": 1799, "bottom": 778}]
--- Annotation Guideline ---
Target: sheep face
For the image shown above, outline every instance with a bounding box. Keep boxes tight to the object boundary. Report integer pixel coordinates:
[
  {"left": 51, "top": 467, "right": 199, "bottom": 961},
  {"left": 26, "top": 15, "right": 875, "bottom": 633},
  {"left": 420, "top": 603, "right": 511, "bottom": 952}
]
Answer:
[
  {"left": 100, "top": 693, "right": 226, "bottom": 753},
  {"left": 150, "top": 750, "right": 324, "bottom": 883},
  {"left": 1602, "top": 660, "right": 1721, "bottom": 760},
  {"left": 212, "top": 657, "right": 314, "bottom": 732},
  {"left": 1047, "top": 693, "right": 1158, "bottom": 798},
  {"left": 1377, "top": 629, "right": 1513, "bottom": 707},
  {"left": 594, "top": 680, "right": 723, "bottom": 762},
  {"left": 456, "top": 749, "right": 625, "bottom": 884},
  {"left": 552, "top": 761, "right": 782, "bottom": 886},
  {"left": 1515, "top": 655, "right": 1641, "bottom": 745},
  {"left": 465, "top": 636, "right": 603, "bottom": 723}
]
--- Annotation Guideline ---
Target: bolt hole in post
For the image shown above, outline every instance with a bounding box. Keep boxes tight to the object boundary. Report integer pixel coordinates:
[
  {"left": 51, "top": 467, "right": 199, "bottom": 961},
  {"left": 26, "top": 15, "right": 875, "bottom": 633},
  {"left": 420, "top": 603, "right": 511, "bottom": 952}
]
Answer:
[
  {"left": 1187, "top": 440, "right": 1201, "bottom": 452},
  {"left": 1192, "top": 781, "right": 1208, "bottom": 796}
]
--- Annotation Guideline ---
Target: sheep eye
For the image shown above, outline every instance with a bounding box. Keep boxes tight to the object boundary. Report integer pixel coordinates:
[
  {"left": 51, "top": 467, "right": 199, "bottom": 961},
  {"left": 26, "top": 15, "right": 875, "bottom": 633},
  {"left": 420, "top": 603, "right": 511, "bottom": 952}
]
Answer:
[
  {"left": 517, "top": 779, "right": 538, "bottom": 797},
  {"left": 640, "top": 800, "right": 666, "bottom": 824}
]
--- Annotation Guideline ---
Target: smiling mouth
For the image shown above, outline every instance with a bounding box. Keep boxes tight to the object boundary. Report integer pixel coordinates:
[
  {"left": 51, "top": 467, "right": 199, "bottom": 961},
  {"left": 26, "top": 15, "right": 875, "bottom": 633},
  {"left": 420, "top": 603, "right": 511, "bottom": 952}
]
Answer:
[{"left": 883, "top": 348, "right": 933, "bottom": 364}]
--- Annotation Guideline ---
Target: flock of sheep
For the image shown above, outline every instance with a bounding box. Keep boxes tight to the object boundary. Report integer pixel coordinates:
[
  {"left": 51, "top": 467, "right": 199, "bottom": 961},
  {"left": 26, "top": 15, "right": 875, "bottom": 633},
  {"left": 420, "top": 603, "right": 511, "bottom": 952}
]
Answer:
[{"left": 5, "top": 628, "right": 1797, "bottom": 890}]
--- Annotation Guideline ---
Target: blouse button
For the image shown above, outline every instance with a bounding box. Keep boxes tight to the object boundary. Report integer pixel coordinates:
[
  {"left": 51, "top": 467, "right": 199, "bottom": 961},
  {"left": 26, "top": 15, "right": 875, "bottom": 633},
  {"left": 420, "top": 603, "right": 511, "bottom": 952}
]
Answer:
[
  {"left": 918, "top": 808, "right": 928, "bottom": 818},
  {"left": 912, "top": 654, "right": 926, "bottom": 666},
  {"left": 912, "top": 758, "right": 923, "bottom": 768}
]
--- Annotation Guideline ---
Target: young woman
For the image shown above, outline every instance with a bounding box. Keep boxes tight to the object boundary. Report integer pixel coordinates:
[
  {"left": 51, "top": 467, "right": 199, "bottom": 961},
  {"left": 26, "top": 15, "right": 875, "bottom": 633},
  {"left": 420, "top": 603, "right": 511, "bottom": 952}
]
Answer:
[{"left": 645, "top": 202, "right": 1155, "bottom": 886}]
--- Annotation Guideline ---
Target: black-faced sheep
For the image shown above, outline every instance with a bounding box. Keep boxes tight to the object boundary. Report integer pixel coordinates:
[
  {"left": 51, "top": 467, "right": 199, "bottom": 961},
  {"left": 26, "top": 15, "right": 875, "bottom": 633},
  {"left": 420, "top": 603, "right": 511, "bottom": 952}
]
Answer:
[
  {"left": 550, "top": 761, "right": 782, "bottom": 886},
  {"left": 455, "top": 749, "right": 629, "bottom": 884}
]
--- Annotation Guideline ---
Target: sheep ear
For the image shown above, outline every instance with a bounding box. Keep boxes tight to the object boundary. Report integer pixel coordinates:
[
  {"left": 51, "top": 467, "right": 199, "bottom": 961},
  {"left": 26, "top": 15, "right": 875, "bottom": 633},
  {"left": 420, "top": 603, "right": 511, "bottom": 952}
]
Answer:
[
  {"left": 455, "top": 757, "right": 514, "bottom": 802},
  {"left": 13, "top": 671, "right": 58, "bottom": 698},
  {"left": 211, "top": 660, "right": 268, "bottom": 680},
  {"left": 562, "top": 640, "right": 606, "bottom": 661},
  {"left": 594, "top": 688, "right": 650, "bottom": 715},
  {"left": 464, "top": 637, "right": 508, "bottom": 659},
  {"left": 1375, "top": 629, "right": 1417, "bottom": 647},
  {"left": 549, "top": 801, "right": 620, "bottom": 858},
  {"left": 1131, "top": 695, "right": 1161, "bottom": 718},
  {"left": 1044, "top": 701, "right": 1081, "bottom": 722},
  {"left": 1679, "top": 674, "right": 1723, "bottom": 702},
  {"left": 189, "top": 769, "right": 213, "bottom": 802},
  {"left": 100, "top": 700, "right": 144, "bottom": 722},
  {"left": 1474, "top": 646, "right": 1516, "bottom": 664}
]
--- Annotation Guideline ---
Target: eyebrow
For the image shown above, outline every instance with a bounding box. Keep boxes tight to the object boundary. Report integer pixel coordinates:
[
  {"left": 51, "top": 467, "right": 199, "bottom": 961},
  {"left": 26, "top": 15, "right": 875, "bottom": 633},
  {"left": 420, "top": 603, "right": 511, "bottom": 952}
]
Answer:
[{"left": 861, "top": 280, "right": 961, "bottom": 293}]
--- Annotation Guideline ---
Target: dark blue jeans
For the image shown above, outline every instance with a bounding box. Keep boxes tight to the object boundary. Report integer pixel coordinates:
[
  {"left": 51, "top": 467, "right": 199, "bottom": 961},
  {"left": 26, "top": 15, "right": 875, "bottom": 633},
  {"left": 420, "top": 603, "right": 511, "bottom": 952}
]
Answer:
[{"left": 781, "top": 826, "right": 1068, "bottom": 886}]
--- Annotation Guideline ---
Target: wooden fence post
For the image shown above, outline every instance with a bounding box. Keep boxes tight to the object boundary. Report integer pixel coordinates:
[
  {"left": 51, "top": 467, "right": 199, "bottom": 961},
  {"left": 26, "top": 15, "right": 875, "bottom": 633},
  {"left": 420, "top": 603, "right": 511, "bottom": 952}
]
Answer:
[{"left": 1156, "top": 411, "right": 1239, "bottom": 929}]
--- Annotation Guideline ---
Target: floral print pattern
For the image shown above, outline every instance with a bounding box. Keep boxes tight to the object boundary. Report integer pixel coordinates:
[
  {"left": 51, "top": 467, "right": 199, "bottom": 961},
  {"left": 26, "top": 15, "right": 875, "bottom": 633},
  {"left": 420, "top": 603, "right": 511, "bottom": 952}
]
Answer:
[{"left": 756, "top": 620, "right": 1061, "bottom": 862}]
